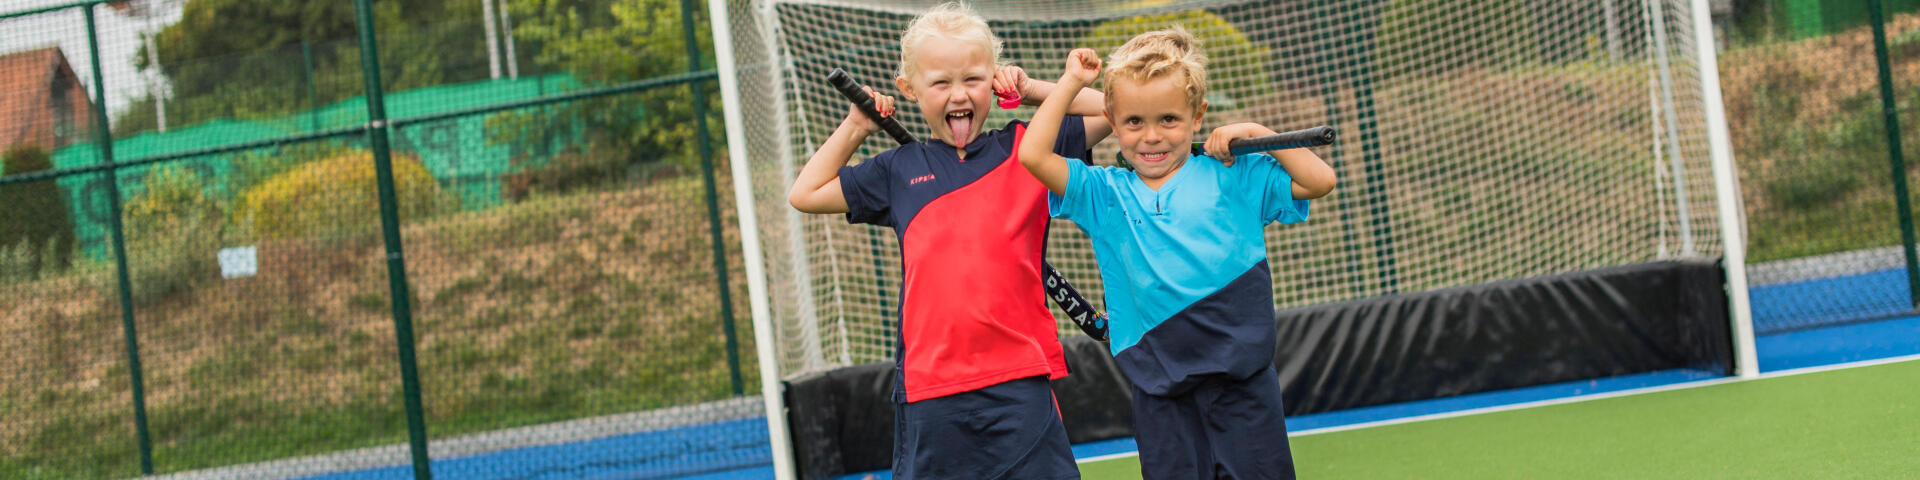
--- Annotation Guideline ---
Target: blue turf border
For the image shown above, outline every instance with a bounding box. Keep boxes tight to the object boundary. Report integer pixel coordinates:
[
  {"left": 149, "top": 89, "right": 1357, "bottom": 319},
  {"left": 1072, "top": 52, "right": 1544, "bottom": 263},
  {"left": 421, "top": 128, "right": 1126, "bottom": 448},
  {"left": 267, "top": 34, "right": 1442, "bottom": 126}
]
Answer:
[
  {"left": 290, "top": 316, "right": 1920, "bottom": 480},
  {"left": 296, "top": 418, "right": 770, "bottom": 480},
  {"left": 286, "top": 289, "right": 1920, "bottom": 480},
  {"left": 1756, "top": 315, "right": 1920, "bottom": 372},
  {"left": 1749, "top": 268, "right": 1910, "bottom": 333}
]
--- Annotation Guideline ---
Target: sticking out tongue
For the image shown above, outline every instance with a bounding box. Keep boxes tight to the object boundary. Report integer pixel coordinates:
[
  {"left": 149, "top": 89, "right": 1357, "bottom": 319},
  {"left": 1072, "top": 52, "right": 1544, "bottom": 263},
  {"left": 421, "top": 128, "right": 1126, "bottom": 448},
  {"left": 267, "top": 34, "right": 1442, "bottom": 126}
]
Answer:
[{"left": 947, "top": 113, "right": 973, "bottom": 145}]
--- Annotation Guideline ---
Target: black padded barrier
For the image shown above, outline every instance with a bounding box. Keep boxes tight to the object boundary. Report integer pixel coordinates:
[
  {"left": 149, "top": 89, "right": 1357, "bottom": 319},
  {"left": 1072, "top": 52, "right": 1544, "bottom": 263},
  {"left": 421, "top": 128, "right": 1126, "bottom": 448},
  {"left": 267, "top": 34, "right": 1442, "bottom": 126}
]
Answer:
[{"left": 784, "top": 260, "right": 1732, "bottom": 478}]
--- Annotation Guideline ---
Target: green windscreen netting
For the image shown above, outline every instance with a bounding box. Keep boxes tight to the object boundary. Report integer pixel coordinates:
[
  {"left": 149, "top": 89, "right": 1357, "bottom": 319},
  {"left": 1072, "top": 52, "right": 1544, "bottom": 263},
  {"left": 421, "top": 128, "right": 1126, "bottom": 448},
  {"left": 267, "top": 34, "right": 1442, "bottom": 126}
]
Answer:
[{"left": 2, "top": 1, "right": 758, "bottom": 478}]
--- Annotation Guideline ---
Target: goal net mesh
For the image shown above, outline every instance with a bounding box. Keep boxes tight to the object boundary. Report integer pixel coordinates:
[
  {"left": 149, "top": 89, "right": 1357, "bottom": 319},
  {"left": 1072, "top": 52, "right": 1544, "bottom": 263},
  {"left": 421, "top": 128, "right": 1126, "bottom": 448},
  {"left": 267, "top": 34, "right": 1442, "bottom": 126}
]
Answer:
[{"left": 718, "top": 0, "right": 1723, "bottom": 379}]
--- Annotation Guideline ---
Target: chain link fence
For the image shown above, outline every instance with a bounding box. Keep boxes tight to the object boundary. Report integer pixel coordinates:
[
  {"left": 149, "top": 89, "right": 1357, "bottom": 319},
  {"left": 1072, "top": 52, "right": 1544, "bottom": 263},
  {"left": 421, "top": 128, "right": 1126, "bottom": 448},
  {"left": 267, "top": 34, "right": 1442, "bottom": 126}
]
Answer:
[
  {"left": 1718, "top": 0, "right": 1920, "bottom": 333},
  {"left": 0, "top": 1, "right": 760, "bottom": 478},
  {"left": 10, "top": 0, "right": 1920, "bottom": 477}
]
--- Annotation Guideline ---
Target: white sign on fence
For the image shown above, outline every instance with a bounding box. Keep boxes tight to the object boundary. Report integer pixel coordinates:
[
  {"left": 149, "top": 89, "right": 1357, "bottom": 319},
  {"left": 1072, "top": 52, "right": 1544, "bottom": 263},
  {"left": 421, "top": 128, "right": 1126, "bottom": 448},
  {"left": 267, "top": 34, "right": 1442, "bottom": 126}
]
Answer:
[{"left": 218, "top": 246, "right": 257, "bottom": 279}]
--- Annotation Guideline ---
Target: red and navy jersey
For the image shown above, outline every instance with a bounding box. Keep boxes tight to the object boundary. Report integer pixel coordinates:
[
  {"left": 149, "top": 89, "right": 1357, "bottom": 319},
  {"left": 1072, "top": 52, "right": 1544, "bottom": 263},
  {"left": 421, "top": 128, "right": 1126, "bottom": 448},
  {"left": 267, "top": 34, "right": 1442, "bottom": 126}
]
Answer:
[{"left": 840, "top": 116, "right": 1088, "bottom": 403}]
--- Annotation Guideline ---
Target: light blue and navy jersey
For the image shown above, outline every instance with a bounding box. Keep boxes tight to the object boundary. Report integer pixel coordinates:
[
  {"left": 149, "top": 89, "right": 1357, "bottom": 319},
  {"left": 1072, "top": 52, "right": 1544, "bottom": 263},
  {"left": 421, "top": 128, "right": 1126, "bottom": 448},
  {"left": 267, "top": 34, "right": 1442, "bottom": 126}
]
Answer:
[{"left": 1048, "top": 152, "right": 1309, "bottom": 396}]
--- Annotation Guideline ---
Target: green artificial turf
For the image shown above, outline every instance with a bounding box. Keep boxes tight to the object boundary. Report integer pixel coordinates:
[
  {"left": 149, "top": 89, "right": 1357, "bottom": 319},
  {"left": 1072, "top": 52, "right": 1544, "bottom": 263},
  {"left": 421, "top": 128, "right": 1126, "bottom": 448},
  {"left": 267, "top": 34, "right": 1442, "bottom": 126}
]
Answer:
[{"left": 1079, "top": 359, "right": 1920, "bottom": 479}]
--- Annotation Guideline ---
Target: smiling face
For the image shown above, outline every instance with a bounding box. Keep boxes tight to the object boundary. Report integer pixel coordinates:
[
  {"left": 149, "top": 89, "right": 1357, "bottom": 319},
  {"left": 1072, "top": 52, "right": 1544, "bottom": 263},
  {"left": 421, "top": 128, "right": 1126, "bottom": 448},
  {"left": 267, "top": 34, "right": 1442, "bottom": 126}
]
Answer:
[
  {"left": 1105, "top": 74, "right": 1206, "bottom": 187},
  {"left": 896, "top": 36, "right": 996, "bottom": 150}
]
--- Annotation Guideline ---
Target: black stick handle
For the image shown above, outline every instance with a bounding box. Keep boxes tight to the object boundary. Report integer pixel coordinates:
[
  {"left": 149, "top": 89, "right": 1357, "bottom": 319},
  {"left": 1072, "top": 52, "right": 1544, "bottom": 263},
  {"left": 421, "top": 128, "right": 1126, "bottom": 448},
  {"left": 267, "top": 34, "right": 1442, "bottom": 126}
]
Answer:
[
  {"left": 826, "top": 68, "right": 916, "bottom": 145},
  {"left": 1191, "top": 126, "right": 1337, "bottom": 157},
  {"left": 1044, "top": 263, "right": 1108, "bottom": 341}
]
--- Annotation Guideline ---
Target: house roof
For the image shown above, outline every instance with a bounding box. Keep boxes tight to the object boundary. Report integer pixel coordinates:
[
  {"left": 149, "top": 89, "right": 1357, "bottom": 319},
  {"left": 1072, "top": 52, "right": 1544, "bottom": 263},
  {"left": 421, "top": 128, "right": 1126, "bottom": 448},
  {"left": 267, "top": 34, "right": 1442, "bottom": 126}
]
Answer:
[{"left": 0, "top": 46, "right": 85, "bottom": 149}]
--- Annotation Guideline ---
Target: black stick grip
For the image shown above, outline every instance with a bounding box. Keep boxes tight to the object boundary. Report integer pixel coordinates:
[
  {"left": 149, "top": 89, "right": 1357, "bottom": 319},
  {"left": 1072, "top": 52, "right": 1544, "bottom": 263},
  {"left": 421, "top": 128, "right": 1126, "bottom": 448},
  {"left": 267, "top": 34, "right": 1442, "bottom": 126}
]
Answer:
[
  {"left": 1044, "top": 263, "right": 1108, "bottom": 341},
  {"left": 826, "top": 68, "right": 917, "bottom": 145},
  {"left": 1191, "top": 126, "right": 1337, "bottom": 157}
]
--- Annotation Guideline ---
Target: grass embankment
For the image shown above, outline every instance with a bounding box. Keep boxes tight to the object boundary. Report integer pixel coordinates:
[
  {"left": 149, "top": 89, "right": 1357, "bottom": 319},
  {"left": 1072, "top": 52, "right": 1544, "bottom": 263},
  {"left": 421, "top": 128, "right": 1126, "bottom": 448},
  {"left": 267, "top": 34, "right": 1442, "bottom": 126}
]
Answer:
[
  {"left": 1719, "top": 14, "right": 1920, "bottom": 262},
  {"left": 0, "top": 175, "right": 755, "bottom": 478}
]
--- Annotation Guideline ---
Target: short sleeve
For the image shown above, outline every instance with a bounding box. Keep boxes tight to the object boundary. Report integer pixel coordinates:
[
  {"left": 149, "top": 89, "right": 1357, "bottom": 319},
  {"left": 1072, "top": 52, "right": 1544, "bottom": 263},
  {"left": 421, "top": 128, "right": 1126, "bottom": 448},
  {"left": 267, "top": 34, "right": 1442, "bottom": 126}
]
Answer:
[
  {"left": 1048, "top": 157, "right": 1105, "bottom": 231},
  {"left": 838, "top": 150, "right": 895, "bottom": 226},
  {"left": 1238, "top": 153, "right": 1311, "bottom": 224},
  {"left": 1053, "top": 115, "right": 1090, "bottom": 161}
]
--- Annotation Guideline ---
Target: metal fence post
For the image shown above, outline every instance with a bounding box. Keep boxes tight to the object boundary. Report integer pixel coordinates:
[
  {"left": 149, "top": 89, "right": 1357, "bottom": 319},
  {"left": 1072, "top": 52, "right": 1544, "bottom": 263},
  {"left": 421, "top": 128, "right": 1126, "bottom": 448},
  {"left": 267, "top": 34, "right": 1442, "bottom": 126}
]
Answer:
[
  {"left": 304, "top": 38, "right": 320, "bottom": 131},
  {"left": 680, "top": 0, "right": 745, "bottom": 396},
  {"left": 85, "top": 5, "right": 155, "bottom": 475},
  {"left": 1867, "top": 0, "right": 1920, "bottom": 309},
  {"left": 1346, "top": 1, "right": 1399, "bottom": 294},
  {"left": 351, "top": 0, "right": 434, "bottom": 477}
]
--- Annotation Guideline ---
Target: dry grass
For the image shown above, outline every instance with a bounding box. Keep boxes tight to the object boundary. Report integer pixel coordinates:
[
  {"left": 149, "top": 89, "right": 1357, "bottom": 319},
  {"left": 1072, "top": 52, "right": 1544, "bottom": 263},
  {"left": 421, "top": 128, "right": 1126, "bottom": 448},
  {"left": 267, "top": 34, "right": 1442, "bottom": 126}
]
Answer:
[
  {"left": 1717, "top": 12, "right": 1920, "bottom": 213},
  {"left": 0, "top": 170, "right": 756, "bottom": 476}
]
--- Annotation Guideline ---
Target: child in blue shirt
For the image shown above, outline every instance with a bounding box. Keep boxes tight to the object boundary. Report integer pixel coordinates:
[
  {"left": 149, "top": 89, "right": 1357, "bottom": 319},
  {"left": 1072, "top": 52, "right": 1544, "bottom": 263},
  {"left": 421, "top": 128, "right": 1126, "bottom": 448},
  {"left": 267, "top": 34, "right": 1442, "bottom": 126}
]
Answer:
[{"left": 1016, "top": 29, "right": 1337, "bottom": 480}]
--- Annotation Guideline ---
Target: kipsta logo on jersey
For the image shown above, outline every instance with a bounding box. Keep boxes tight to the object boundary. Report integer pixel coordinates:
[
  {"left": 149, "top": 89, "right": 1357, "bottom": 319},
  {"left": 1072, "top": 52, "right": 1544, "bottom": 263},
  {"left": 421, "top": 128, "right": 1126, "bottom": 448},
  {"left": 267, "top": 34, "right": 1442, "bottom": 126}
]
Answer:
[{"left": 909, "top": 174, "right": 936, "bottom": 186}]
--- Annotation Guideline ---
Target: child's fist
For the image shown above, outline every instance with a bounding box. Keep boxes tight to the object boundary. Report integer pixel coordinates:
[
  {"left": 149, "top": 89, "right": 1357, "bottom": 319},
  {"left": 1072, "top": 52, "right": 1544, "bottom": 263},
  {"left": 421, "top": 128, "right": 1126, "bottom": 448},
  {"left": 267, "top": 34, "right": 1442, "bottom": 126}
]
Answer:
[
  {"left": 1064, "top": 48, "right": 1101, "bottom": 85},
  {"left": 1204, "top": 123, "right": 1264, "bottom": 166},
  {"left": 994, "top": 65, "right": 1028, "bottom": 108},
  {"left": 844, "top": 86, "right": 895, "bottom": 134}
]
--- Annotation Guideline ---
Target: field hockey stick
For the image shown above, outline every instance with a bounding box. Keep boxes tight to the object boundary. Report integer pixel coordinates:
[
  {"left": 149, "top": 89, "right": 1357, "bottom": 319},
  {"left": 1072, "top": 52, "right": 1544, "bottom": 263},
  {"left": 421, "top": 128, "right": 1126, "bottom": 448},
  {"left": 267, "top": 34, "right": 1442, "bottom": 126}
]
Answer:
[
  {"left": 1193, "top": 126, "right": 1338, "bottom": 156},
  {"left": 825, "top": 69, "right": 917, "bottom": 145},
  {"left": 1113, "top": 126, "right": 1338, "bottom": 168},
  {"left": 825, "top": 68, "right": 1110, "bottom": 341}
]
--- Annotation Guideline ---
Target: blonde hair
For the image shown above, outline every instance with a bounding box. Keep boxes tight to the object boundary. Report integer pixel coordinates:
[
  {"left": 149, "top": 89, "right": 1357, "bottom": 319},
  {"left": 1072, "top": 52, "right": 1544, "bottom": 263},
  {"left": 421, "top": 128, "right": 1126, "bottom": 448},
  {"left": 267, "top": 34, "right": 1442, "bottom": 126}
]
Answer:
[
  {"left": 898, "top": 2, "right": 1003, "bottom": 79},
  {"left": 1103, "top": 26, "right": 1208, "bottom": 114}
]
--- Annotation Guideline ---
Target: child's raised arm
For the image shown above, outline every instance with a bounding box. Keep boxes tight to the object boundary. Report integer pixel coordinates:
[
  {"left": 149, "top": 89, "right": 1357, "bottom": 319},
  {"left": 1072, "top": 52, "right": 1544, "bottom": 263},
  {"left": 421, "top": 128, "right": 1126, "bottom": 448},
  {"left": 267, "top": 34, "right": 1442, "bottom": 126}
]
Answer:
[
  {"left": 1202, "top": 122, "right": 1338, "bottom": 199},
  {"left": 995, "top": 65, "right": 1113, "bottom": 144},
  {"left": 1017, "top": 48, "right": 1102, "bottom": 195},
  {"left": 787, "top": 87, "right": 897, "bottom": 213}
]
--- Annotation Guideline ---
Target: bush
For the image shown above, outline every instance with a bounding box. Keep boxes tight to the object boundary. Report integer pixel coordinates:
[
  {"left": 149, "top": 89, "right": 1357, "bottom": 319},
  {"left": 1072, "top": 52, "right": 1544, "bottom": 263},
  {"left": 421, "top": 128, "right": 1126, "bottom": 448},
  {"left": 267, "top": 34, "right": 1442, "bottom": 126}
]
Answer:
[
  {"left": 1755, "top": 90, "right": 1888, "bottom": 210},
  {"left": 126, "top": 165, "right": 226, "bottom": 233},
  {"left": 1764, "top": 152, "right": 1863, "bottom": 209},
  {"left": 0, "top": 144, "right": 76, "bottom": 278},
  {"left": 119, "top": 165, "right": 226, "bottom": 304},
  {"left": 0, "top": 239, "right": 67, "bottom": 285},
  {"left": 228, "top": 142, "right": 359, "bottom": 203},
  {"left": 237, "top": 150, "right": 453, "bottom": 240},
  {"left": 498, "top": 141, "right": 626, "bottom": 201}
]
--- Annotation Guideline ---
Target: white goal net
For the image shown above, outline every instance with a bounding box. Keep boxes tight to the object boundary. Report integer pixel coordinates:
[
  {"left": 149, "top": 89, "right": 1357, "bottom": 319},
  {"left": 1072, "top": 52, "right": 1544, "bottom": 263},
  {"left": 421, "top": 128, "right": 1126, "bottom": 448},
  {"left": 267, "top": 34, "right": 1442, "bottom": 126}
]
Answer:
[{"left": 717, "top": 0, "right": 1724, "bottom": 381}]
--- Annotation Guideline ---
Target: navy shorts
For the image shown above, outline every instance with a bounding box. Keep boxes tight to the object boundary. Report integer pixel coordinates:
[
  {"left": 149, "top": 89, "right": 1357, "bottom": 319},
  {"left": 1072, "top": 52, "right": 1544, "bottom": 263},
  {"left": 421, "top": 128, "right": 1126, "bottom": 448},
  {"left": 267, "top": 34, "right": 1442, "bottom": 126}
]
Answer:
[
  {"left": 1132, "top": 366, "right": 1294, "bottom": 480},
  {"left": 893, "top": 376, "right": 1079, "bottom": 480}
]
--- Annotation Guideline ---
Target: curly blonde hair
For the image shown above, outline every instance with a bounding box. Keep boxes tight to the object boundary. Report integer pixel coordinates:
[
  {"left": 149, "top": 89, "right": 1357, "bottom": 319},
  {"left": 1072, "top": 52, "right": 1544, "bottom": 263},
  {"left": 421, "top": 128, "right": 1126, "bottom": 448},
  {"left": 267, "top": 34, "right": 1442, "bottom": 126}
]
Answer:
[
  {"left": 1103, "top": 26, "right": 1208, "bottom": 114},
  {"left": 898, "top": 2, "right": 1003, "bottom": 80}
]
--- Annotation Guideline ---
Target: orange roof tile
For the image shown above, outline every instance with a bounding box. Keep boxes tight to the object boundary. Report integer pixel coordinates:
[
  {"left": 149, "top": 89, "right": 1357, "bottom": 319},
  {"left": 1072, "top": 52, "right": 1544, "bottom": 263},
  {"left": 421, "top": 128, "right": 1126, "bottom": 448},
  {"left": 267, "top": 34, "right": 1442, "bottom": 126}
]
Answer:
[{"left": 0, "top": 46, "right": 91, "bottom": 152}]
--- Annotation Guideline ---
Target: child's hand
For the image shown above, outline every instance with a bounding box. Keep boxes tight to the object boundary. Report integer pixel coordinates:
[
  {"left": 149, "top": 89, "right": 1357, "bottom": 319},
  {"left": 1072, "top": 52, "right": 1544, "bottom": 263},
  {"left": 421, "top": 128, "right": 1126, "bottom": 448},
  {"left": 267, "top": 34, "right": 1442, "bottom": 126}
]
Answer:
[
  {"left": 993, "top": 65, "right": 1028, "bottom": 108},
  {"left": 1062, "top": 48, "right": 1101, "bottom": 86},
  {"left": 842, "top": 85, "right": 896, "bottom": 134},
  {"left": 1203, "top": 123, "right": 1270, "bottom": 167}
]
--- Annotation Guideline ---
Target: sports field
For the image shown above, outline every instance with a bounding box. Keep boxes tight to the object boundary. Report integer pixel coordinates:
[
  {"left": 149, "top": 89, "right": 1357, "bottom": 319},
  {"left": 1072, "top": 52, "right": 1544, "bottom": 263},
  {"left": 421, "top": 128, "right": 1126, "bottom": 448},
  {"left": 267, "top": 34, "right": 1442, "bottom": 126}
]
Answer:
[
  {"left": 171, "top": 313, "right": 1907, "bottom": 480},
  {"left": 1078, "top": 356, "right": 1920, "bottom": 479}
]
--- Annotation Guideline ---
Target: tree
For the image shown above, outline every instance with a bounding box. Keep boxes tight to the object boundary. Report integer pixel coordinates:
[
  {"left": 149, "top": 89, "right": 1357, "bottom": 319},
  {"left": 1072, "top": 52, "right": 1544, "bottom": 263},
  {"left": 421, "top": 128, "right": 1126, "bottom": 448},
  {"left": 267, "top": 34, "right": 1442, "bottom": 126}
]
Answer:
[
  {"left": 486, "top": 0, "right": 724, "bottom": 197},
  {"left": 116, "top": 0, "right": 492, "bottom": 133},
  {"left": 0, "top": 145, "right": 77, "bottom": 278}
]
